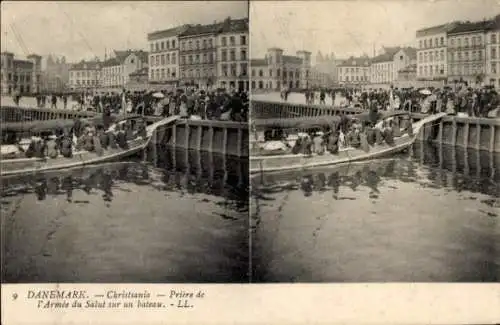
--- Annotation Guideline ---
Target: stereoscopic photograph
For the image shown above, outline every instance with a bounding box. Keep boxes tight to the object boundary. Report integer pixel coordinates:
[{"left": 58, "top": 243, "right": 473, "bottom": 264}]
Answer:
[
  {"left": 250, "top": 0, "right": 499, "bottom": 282},
  {"left": 1, "top": 1, "right": 250, "bottom": 283}
]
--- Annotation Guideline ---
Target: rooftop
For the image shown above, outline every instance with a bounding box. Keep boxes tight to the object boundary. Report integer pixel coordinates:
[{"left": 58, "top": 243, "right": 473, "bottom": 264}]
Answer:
[
  {"left": 250, "top": 58, "right": 267, "bottom": 66},
  {"left": 337, "top": 56, "right": 371, "bottom": 67},
  {"left": 148, "top": 25, "right": 191, "bottom": 41},
  {"left": 416, "top": 22, "right": 458, "bottom": 37},
  {"left": 13, "top": 59, "right": 34, "bottom": 69},
  {"left": 70, "top": 60, "right": 101, "bottom": 70},
  {"left": 283, "top": 55, "right": 303, "bottom": 65},
  {"left": 448, "top": 20, "right": 493, "bottom": 34},
  {"left": 220, "top": 18, "right": 248, "bottom": 33},
  {"left": 102, "top": 50, "right": 149, "bottom": 67}
]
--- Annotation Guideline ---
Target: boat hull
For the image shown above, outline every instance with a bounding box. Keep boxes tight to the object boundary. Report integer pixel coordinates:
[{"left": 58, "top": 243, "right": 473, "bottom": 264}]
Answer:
[
  {"left": 0, "top": 115, "right": 180, "bottom": 177},
  {"left": 0, "top": 138, "right": 148, "bottom": 177},
  {"left": 250, "top": 112, "right": 447, "bottom": 174}
]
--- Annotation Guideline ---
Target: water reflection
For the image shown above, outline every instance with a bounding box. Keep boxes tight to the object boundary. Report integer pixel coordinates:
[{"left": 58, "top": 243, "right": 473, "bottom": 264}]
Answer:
[
  {"left": 251, "top": 143, "right": 499, "bottom": 282},
  {"left": 1, "top": 147, "right": 249, "bottom": 283}
]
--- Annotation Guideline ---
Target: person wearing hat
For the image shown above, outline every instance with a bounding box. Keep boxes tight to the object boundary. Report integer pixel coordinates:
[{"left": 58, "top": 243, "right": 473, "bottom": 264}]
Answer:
[{"left": 46, "top": 134, "right": 59, "bottom": 159}]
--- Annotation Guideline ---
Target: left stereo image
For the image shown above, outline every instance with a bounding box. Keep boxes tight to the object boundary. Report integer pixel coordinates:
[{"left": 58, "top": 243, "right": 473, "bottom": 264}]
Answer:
[{"left": 0, "top": 0, "right": 250, "bottom": 284}]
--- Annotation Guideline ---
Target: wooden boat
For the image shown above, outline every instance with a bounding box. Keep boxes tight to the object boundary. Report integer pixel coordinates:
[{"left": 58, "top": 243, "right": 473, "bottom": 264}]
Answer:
[
  {"left": 0, "top": 115, "right": 180, "bottom": 177},
  {"left": 250, "top": 112, "right": 447, "bottom": 174}
]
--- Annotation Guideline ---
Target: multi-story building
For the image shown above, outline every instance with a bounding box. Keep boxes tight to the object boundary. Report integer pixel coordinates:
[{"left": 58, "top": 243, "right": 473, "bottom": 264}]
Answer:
[
  {"left": 216, "top": 17, "right": 249, "bottom": 91},
  {"left": 336, "top": 56, "right": 371, "bottom": 87},
  {"left": 370, "top": 47, "right": 417, "bottom": 84},
  {"left": 179, "top": 23, "right": 218, "bottom": 89},
  {"left": 416, "top": 22, "right": 457, "bottom": 81},
  {"left": 250, "top": 48, "right": 311, "bottom": 90},
  {"left": 0, "top": 52, "right": 14, "bottom": 95},
  {"left": 147, "top": 25, "right": 189, "bottom": 87},
  {"left": 486, "top": 14, "right": 500, "bottom": 88},
  {"left": 126, "top": 67, "right": 149, "bottom": 91},
  {"left": 42, "top": 54, "right": 71, "bottom": 93},
  {"left": 100, "top": 50, "right": 148, "bottom": 89},
  {"left": 0, "top": 52, "right": 41, "bottom": 94},
  {"left": 447, "top": 20, "right": 491, "bottom": 85},
  {"left": 68, "top": 60, "right": 102, "bottom": 90}
]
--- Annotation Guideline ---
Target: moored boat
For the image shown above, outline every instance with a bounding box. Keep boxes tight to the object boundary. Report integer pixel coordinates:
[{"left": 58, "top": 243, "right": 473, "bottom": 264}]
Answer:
[
  {"left": 250, "top": 111, "right": 447, "bottom": 174},
  {"left": 0, "top": 115, "right": 179, "bottom": 177}
]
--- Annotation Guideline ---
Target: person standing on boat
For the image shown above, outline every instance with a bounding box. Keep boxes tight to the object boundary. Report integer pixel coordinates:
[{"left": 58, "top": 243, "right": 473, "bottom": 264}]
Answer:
[
  {"left": 46, "top": 134, "right": 59, "bottom": 159},
  {"left": 51, "top": 94, "right": 57, "bottom": 109},
  {"left": 60, "top": 129, "right": 73, "bottom": 158},
  {"left": 102, "top": 104, "right": 112, "bottom": 130}
]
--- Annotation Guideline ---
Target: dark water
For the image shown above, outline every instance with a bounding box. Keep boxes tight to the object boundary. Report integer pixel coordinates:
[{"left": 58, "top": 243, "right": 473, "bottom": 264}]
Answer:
[
  {"left": 251, "top": 143, "right": 500, "bottom": 282},
  {"left": 1, "top": 146, "right": 249, "bottom": 283}
]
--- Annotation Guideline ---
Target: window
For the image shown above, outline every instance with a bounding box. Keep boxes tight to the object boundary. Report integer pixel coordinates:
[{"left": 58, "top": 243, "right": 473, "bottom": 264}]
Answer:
[
  {"left": 269, "top": 69, "right": 273, "bottom": 77},
  {"left": 240, "top": 63, "right": 247, "bottom": 76},
  {"left": 229, "top": 36, "right": 235, "bottom": 45},
  {"left": 241, "top": 49, "right": 247, "bottom": 61},
  {"left": 492, "top": 34, "right": 497, "bottom": 44},
  {"left": 429, "top": 39, "right": 432, "bottom": 47},
  {"left": 155, "top": 55, "right": 159, "bottom": 66},
  {"left": 188, "top": 41, "right": 192, "bottom": 50},
  {"left": 277, "top": 68, "right": 280, "bottom": 77},
  {"left": 418, "top": 52, "right": 422, "bottom": 62},
  {"left": 222, "top": 64, "right": 228, "bottom": 76},
  {"left": 172, "top": 53, "right": 176, "bottom": 64},
  {"left": 172, "top": 40, "right": 175, "bottom": 48},
  {"left": 150, "top": 44, "right": 154, "bottom": 52},
  {"left": 155, "top": 43, "right": 159, "bottom": 52},
  {"left": 202, "top": 39, "right": 206, "bottom": 49},
  {"left": 208, "top": 53, "right": 213, "bottom": 63},
  {"left": 440, "top": 50, "right": 444, "bottom": 61},
  {"left": 221, "top": 50, "right": 227, "bottom": 61},
  {"left": 196, "top": 40, "right": 200, "bottom": 49},
  {"left": 161, "top": 69, "right": 165, "bottom": 80},
  {"left": 189, "top": 55, "right": 193, "bottom": 64},
  {"left": 161, "top": 42, "right": 165, "bottom": 50},
  {"left": 251, "top": 69, "right": 255, "bottom": 77},
  {"left": 492, "top": 62, "right": 497, "bottom": 74},
  {"left": 259, "top": 69, "right": 263, "bottom": 77},
  {"left": 181, "top": 56, "right": 186, "bottom": 65},
  {"left": 208, "top": 39, "right": 213, "bottom": 48},
  {"left": 440, "top": 37, "right": 444, "bottom": 46},
  {"left": 221, "top": 37, "right": 227, "bottom": 46},
  {"left": 230, "top": 49, "right": 236, "bottom": 61},
  {"left": 419, "top": 40, "right": 423, "bottom": 49},
  {"left": 161, "top": 55, "right": 165, "bottom": 65},
  {"left": 458, "top": 38, "right": 462, "bottom": 47},
  {"left": 240, "top": 35, "right": 246, "bottom": 45},
  {"left": 166, "top": 41, "right": 170, "bottom": 49},
  {"left": 195, "top": 55, "right": 200, "bottom": 63},
  {"left": 465, "top": 37, "right": 469, "bottom": 46}
]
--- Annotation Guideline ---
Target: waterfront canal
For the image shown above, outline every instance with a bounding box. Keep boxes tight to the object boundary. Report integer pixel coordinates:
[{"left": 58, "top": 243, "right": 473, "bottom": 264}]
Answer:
[
  {"left": 1, "top": 147, "right": 249, "bottom": 283},
  {"left": 251, "top": 143, "right": 499, "bottom": 282}
]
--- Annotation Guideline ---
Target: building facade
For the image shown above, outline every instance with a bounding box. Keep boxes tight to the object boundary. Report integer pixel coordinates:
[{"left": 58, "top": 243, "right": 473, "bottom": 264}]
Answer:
[
  {"left": 337, "top": 56, "right": 371, "bottom": 87},
  {"left": 179, "top": 23, "right": 218, "bottom": 89},
  {"left": 250, "top": 48, "right": 311, "bottom": 91},
  {"left": 447, "top": 21, "right": 491, "bottom": 85},
  {"left": 314, "top": 52, "right": 342, "bottom": 85},
  {"left": 68, "top": 60, "right": 102, "bottom": 90},
  {"left": 370, "top": 47, "right": 417, "bottom": 84},
  {"left": 416, "top": 22, "right": 457, "bottom": 81},
  {"left": 486, "top": 15, "right": 500, "bottom": 88},
  {"left": 147, "top": 25, "right": 189, "bottom": 87},
  {"left": 0, "top": 52, "right": 41, "bottom": 95},
  {"left": 100, "top": 50, "right": 148, "bottom": 89},
  {"left": 216, "top": 17, "right": 249, "bottom": 91}
]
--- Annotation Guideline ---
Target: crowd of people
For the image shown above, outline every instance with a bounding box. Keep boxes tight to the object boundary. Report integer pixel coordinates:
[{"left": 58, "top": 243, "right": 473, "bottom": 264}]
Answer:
[
  {"left": 262, "top": 109, "right": 412, "bottom": 156},
  {"left": 15, "top": 87, "right": 249, "bottom": 122},
  {"left": 15, "top": 117, "right": 147, "bottom": 160},
  {"left": 293, "top": 83, "right": 500, "bottom": 118}
]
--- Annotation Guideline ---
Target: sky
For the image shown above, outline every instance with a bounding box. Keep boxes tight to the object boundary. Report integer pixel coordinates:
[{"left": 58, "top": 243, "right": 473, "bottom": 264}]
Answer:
[
  {"left": 250, "top": 0, "right": 499, "bottom": 63},
  {"left": 1, "top": 1, "right": 248, "bottom": 64}
]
